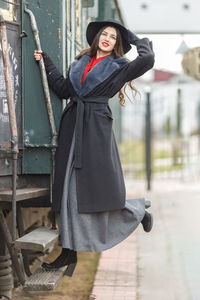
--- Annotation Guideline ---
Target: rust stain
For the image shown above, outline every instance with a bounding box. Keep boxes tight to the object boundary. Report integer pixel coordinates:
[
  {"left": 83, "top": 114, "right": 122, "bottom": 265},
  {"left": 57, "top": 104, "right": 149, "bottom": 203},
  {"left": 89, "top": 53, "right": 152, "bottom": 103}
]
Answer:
[
  {"left": 58, "top": 27, "right": 61, "bottom": 41},
  {"left": 1, "top": 141, "right": 11, "bottom": 150}
]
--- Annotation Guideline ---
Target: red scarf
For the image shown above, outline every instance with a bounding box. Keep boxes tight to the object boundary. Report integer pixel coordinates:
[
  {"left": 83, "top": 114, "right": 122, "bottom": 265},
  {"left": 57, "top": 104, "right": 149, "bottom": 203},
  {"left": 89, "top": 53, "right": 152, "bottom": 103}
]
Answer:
[{"left": 81, "top": 54, "right": 110, "bottom": 85}]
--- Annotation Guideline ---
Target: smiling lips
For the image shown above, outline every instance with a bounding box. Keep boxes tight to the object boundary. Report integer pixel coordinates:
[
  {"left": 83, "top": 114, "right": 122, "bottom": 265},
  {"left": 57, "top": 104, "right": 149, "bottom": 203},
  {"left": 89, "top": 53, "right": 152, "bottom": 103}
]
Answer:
[{"left": 102, "top": 42, "right": 109, "bottom": 47}]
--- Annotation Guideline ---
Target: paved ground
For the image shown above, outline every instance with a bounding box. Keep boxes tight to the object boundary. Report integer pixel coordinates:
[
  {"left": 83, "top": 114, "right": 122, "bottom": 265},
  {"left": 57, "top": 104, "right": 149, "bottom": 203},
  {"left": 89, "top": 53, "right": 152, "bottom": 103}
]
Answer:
[
  {"left": 137, "top": 179, "right": 200, "bottom": 300},
  {"left": 91, "top": 233, "right": 137, "bottom": 300},
  {"left": 92, "top": 178, "right": 200, "bottom": 300},
  {"left": 90, "top": 183, "right": 140, "bottom": 300}
]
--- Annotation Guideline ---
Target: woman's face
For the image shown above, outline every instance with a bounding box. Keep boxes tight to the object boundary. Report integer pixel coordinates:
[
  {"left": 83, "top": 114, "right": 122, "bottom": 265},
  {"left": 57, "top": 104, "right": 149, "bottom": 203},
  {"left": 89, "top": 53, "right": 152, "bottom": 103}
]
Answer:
[{"left": 98, "top": 26, "right": 117, "bottom": 54}]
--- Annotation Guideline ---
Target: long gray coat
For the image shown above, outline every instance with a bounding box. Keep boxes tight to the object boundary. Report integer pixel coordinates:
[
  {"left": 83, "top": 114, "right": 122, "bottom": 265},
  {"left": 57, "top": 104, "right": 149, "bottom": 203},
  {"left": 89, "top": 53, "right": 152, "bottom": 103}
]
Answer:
[{"left": 43, "top": 37, "right": 155, "bottom": 213}]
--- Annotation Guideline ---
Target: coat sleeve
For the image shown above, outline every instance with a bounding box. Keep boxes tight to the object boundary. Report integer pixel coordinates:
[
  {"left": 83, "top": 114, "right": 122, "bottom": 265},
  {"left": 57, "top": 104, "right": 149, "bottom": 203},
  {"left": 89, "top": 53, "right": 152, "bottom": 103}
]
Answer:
[
  {"left": 122, "top": 38, "right": 155, "bottom": 82},
  {"left": 42, "top": 52, "right": 71, "bottom": 100}
]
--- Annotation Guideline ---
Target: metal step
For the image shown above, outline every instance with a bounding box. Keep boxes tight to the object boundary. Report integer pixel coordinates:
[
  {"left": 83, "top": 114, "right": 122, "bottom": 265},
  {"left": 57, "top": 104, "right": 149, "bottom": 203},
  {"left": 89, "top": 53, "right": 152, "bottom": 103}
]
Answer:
[
  {"left": 15, "top": 227, "right": 59, "bottom": 252},
  {"left": 24, "top": 266, "right": 67, "bottom": 291},
  {"left": 0, "top": 187, "right": 49, "bottom": 202}
]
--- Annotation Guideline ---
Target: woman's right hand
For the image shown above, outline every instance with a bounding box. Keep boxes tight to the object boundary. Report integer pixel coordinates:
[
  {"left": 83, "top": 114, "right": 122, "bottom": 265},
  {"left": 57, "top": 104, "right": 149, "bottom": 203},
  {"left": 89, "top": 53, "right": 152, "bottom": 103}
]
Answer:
[
  {"left": 127, "top": 30, "right": 140, "bottom": 45},
  {"left": 34, "top": 50, "right": 43, "bottom": 61}
]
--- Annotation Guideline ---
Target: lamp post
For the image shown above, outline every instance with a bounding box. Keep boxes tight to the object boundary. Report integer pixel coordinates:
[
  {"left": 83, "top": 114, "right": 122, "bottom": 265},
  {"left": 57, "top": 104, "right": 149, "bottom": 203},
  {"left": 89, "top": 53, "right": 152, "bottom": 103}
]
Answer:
[{"left": 145, "top": 86, "right": 152, "bottom": 190}]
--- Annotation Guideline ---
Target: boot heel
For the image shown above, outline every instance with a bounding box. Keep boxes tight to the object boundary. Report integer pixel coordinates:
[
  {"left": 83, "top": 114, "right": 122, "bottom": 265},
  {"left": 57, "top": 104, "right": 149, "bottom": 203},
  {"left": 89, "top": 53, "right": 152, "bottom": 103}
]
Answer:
[{"left": 64, "top": 262, "right": 77, "bottom": 277}]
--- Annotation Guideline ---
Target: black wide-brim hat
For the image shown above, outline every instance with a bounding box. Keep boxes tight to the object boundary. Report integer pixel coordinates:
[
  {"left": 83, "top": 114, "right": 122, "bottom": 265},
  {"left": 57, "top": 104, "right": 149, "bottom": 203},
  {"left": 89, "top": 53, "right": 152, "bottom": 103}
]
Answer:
[{"left": 86, "top": 19, "right": 131, "bottom": 54}]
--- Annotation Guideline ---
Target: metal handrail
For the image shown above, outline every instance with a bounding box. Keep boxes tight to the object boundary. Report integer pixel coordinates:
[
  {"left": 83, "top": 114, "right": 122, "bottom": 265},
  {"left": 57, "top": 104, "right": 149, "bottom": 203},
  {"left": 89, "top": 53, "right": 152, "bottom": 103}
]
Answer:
[
  {"left": 24, "top": 5, "right": 57, "bottom": 229},
  {"left": 24, "top": 5, "right": 57, "bottom": 148}
]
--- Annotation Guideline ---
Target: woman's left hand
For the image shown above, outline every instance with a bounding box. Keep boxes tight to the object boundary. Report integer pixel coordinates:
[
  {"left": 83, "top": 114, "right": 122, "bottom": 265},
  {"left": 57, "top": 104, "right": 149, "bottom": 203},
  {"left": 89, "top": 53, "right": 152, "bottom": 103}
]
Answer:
[{"left": 34, "top": 50, "right": 43, "bottom": 61}]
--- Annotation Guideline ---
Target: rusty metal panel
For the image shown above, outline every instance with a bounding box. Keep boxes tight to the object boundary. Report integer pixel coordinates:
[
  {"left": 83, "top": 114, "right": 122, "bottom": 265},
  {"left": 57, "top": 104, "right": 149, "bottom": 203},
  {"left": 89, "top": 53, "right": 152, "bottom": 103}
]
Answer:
[
  {"left": 0, "top": 19, "right": 22, "bottom": 175},
  {"left": 22, "top": 0, "right": 63, "bottom": 174},
  {"left": 82, "top": 0, "right": 94, "bottom": 8}
]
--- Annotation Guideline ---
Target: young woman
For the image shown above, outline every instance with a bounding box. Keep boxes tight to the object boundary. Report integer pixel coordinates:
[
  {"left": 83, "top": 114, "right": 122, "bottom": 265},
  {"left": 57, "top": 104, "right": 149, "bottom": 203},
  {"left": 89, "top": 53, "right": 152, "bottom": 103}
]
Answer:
[{"left": 34, "top": 19, "right": 155, "bottom": 276}]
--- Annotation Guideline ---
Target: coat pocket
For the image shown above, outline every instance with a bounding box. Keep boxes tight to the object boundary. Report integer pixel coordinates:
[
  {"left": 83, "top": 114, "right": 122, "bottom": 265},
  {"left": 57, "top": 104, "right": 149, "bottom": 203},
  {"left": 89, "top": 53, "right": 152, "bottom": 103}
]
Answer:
[{"left": 93, "top": 110, "right": 113, "bottom": 120}]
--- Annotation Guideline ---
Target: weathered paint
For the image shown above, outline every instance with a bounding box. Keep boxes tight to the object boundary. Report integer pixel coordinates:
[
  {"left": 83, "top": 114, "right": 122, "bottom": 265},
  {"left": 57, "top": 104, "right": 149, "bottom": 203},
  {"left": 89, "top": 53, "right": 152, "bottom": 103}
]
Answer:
[
  {"left": 0, "top": 14, "right": 18, "bottom": 150},
  {"left": 0, "top": 19, "right": 22, "bottom": 176},
  {"left": 22, "top": 0, "right": 63, "bottom": 174}
]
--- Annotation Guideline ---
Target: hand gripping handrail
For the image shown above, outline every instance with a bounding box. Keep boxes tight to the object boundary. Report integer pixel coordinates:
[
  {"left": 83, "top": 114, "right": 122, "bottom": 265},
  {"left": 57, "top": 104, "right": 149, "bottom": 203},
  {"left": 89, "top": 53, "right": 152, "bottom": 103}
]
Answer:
[{"left": 24, "top": 5, "right": 57, "bottom": 147}]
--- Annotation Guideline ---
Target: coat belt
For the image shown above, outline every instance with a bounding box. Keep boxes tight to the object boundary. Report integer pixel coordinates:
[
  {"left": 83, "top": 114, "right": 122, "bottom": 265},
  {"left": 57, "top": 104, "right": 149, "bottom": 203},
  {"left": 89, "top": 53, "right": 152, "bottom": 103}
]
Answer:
[{"left": 71, "top": 96, "right": 109, "bottom": 169}]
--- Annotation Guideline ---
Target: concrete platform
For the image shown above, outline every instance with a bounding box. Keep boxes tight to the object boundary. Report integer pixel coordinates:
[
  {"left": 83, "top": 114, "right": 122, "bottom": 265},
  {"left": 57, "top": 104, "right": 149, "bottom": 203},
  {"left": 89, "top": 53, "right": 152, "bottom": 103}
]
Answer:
[
  {"left": 91, "top": 178, "right": 200, "bottom": 300},
  {"left": 137, "top": 179, "right": 200, "bottom": 300},
  {"left": 90, "top": 184, "right": 141, "bottom": 300},
  {"left": 91, "top": 233, "right": 138, "bottom": 300}
]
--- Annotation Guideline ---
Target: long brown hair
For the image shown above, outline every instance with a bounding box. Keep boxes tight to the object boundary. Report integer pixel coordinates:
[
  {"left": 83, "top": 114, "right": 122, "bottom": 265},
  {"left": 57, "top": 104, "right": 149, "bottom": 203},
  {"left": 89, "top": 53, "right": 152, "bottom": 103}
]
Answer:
[{"left": 77, "top": 26, "right": 138, "bottom": 106}]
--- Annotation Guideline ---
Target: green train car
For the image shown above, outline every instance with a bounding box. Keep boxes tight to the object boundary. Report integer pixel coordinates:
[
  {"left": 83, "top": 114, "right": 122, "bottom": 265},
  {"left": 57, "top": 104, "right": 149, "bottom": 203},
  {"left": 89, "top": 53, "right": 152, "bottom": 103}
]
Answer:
[{"left": 0, "top": 0, "right": 123, "bottom": 297}]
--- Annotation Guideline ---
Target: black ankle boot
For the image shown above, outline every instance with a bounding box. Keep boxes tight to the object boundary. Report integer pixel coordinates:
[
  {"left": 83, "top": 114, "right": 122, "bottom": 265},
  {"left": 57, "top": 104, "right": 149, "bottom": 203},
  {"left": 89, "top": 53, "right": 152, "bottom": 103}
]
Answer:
[
  {"left": 64, "top": 250, "right": 77, "bottom": 277},
  {"left": 42, "top": 248, "right": 70, "bottom": 270},
  {"left": 141, "top": 211, "right": 153, "bottom": 232},
  {"left": 42, "top": 249, "right": 77, "bottom": 274}
]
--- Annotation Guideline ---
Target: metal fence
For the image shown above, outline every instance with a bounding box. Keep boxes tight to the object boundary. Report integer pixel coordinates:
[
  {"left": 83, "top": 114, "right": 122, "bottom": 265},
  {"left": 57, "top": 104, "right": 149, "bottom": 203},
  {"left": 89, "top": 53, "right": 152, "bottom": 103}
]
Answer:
[{"left": 119, "top": 77, "right": 200, "bottom": 185}]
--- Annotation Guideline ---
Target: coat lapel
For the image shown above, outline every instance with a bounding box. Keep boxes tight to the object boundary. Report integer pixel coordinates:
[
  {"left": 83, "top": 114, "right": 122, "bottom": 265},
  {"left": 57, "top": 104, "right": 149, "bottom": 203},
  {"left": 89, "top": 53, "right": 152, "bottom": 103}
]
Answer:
[
  {"left": 69, "top": 54, "right": 127, "bottom": 97},
  {"left": 69, "top": 54, "right": 91, "bottom": 96}
]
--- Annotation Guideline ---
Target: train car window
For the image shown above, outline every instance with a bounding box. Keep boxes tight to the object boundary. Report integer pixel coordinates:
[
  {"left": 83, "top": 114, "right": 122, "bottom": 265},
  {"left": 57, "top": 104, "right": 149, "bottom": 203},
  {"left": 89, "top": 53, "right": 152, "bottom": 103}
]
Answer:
[
  {"left": 71, "top": 0, "right": 76, "bottom": 60},
  {"left": 67, "top": 0, "right": 71, "bottom": 33},
  {"left": 0, "top": 0, "right": 18, "bottom": 22},
  {"left": 66, "top": 0, "right": 76, "bottom": 63},
  {"left": 66, "top": 0, "right": 71, "bottom": 65}
]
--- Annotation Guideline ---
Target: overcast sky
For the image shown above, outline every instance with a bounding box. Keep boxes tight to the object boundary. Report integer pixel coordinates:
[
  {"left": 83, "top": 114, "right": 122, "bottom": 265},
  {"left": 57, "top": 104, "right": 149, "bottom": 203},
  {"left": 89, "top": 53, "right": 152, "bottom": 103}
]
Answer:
[
  {"left": 131, "top": 33, "right": 200, "bottom": 73},
  {"left": 118, "top": 0, "right": 200, "bottom": 73}
]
